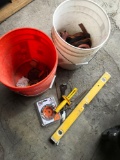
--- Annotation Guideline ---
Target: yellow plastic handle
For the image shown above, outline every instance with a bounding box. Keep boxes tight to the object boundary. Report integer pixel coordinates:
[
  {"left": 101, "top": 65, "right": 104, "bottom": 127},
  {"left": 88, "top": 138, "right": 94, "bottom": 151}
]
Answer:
[
  {"left": 55, "top": 100, "right": 67, "bottom": 113},
  {"left": 55, "top": 88, "right": 78, "bottom": 113},
  {"left": 67, "top": 88, "right": 78, "bottom": 100}
]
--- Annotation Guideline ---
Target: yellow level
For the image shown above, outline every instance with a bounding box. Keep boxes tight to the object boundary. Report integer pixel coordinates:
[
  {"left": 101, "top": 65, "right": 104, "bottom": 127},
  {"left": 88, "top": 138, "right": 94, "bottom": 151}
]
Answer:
[{"left": 51, "top": 72, "right": 111, "bottom": 144}]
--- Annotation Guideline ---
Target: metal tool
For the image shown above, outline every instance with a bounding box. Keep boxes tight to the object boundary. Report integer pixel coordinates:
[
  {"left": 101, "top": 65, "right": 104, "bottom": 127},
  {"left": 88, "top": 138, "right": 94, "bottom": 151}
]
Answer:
[
  {"left": 55, "top": 88, "right": 78, "bottom": 113},
  {"left": 51, "top": 72, "right": 111, "bottom": 144},
  {"left": 59, "top": 84, "right": 67, "bottom": 101}
]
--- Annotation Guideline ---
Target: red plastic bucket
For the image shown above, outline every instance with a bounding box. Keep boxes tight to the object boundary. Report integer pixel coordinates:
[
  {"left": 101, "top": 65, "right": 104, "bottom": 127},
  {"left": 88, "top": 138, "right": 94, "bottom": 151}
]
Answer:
[{"left": 0, "top": 28, "right": 58, "bottom": 96}]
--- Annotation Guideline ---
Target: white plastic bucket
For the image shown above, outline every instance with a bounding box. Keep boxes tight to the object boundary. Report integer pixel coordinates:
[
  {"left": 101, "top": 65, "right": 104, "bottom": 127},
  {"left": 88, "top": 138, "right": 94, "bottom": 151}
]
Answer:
[{"left": 51, "top": 0, "right": 111, "bottom": 70}]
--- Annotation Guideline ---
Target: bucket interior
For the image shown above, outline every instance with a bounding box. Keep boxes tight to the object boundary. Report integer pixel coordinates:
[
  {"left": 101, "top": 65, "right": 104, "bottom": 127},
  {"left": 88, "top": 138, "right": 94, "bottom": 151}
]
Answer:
[
  {"left": 0, "top": 28, "right": 57, "bottom": 88},
  {"left": 53, "top": 0, "right": 110, "bottom": 48}
]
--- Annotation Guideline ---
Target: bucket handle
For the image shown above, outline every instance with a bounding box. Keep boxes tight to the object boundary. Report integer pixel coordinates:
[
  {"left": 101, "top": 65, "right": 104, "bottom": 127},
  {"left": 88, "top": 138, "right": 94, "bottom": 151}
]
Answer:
[
  {"left": 49, "top": 75, "right": 56, "bottom": 89},
  {"left": 75, "top": 53, "right": 97, "bottom": 65},
  {"left": 75, "top": 62, "right": 88, "bottom": 65}
]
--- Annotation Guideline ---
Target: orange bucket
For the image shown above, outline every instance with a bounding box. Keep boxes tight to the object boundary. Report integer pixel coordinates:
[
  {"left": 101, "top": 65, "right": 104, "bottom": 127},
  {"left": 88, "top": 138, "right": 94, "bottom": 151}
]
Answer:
[{"left": 0, "top": 28, "right": 58, "bottom": 96}]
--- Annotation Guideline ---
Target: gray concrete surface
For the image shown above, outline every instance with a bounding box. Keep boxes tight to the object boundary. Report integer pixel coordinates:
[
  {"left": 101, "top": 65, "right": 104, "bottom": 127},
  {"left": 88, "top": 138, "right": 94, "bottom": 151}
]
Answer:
[{"left": 0, "top": 0, "right": 120, "bottom": 160}]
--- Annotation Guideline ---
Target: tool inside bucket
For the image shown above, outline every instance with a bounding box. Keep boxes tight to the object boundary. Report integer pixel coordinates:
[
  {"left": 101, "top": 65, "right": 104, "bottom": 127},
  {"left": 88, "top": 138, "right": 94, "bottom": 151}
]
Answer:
[
  {"left": 15, "top": 60, "right": 50, "bottom": 87},
  {"left": 59, "top": 23, "right": 92, "bottom": 49}
]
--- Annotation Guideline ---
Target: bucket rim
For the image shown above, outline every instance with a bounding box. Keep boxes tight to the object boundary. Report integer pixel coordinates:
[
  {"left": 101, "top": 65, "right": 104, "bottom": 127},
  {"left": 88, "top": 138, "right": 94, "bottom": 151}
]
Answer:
[
  {"left": 0, "top": 27, "right": 58, "bottom": 89},
  {"left": 53, "top": 0, "right": 111, "bottom": 51},
  {"left": 0, "top": 27, "right": 52, "bottom": 40}
]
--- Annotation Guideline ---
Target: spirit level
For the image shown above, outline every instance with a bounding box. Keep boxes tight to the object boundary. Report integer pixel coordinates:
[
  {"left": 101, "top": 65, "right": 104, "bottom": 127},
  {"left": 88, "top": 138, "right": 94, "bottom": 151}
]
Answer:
[{"left": 51, "top": 72, "right": 111, "bottom": 144}]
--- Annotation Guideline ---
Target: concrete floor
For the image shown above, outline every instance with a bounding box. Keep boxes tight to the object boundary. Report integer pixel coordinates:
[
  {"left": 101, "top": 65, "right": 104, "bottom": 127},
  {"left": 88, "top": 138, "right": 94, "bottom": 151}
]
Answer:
[{"left": 0, "top": 0, "right": 120, "bottom": 160}]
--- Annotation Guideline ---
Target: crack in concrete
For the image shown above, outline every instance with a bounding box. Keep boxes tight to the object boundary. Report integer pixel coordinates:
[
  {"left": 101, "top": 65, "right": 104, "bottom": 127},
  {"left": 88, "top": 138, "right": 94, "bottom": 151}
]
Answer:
[
  {"left": 111, "top": 1, "right": 120, "bottom": 17},
  {"left": 110, "top": 1, "right": 120, "bottom": 30},
  {"left": 110, "top": 16, "right": 120, "bottom": 31}
]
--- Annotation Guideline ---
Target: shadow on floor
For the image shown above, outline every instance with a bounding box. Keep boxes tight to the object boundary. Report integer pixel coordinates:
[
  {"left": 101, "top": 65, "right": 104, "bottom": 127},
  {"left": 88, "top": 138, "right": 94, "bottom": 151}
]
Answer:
[{"left": 92, "top": 137, "right": 120, "bottom": 160}]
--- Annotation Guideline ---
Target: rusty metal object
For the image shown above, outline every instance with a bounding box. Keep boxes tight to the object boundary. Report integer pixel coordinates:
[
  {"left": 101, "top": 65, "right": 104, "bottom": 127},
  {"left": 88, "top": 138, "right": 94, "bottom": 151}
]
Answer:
[
  {"left": 59, "top": 31, "right": 69, "bottom": 41},
  {"left": 60, "top": 23, "right": 92, "bottom": 49},
  {"left": 79, "top": 23, "right": 88, "bottom": 34},
  {"left": 71, "top": 38, "right": 92, "bottom": 47},
  {"left": 78, "top": 44, "right": 90, "bottom": 49},
  {"left": 66, "top": 33, "right": 90, "bottom": 44},
  {"left": 27, "top": 64, "right": 50, "bottom": 85}
]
